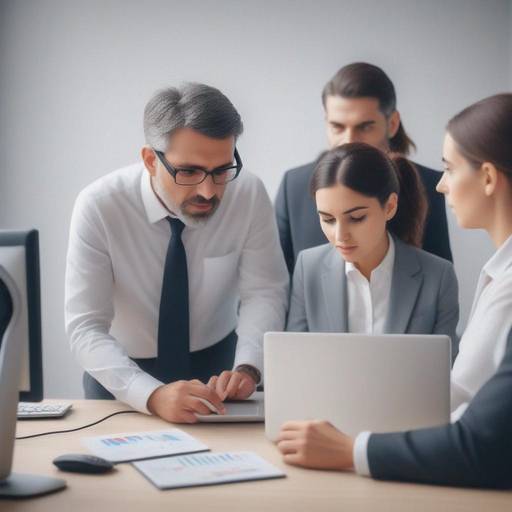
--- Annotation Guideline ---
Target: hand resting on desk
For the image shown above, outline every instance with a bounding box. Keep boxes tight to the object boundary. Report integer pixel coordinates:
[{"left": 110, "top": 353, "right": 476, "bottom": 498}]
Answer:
[{"left": 276, "top": 420, "right": 354, "bottom": 470}]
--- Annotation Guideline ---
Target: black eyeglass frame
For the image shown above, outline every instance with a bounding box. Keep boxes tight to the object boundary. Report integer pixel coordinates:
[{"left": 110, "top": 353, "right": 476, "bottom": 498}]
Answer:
[{"left": 153, "top": 148, "right": 243, "bottom": 186}]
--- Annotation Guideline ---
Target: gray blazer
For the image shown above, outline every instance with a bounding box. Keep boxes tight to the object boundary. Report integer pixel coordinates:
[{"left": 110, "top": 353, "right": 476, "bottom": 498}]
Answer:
[{"left": 287, "top": 236, "right": 459, "bottom": 358}]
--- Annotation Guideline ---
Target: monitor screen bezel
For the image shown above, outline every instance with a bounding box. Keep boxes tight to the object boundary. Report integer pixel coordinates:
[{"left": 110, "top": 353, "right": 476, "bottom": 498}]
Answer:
[{"left": 0, "top": 230, "right": 43, "bottom": 402}]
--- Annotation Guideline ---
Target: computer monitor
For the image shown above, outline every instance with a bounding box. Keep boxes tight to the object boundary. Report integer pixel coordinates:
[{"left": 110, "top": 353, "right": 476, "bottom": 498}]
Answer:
[
  {"left": 0, "top": 230, "right": 43, "bottom": 402},
  {"left": 0, "top": 232, "right": 66, "bottom": 498}
]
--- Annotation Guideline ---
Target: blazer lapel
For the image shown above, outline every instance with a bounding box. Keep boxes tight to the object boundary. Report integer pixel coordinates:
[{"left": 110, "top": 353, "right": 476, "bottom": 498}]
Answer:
[
  {"left": 321, "top": 248, "right": 348, "bottom": 332},
  {"left": 386, "top": 238, "right": 424, "bottom": 333}
]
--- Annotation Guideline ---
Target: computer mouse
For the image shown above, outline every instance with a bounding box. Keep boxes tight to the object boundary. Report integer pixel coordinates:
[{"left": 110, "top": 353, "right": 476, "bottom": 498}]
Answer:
[{"left": 53, "top": 453, "right": 114, "bottom": 474}]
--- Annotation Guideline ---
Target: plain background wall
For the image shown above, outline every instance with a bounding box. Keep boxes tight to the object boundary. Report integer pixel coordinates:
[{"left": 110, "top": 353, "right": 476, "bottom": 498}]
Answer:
[{"left": 0, "top": 0, "right": 511, "bottom": 398}]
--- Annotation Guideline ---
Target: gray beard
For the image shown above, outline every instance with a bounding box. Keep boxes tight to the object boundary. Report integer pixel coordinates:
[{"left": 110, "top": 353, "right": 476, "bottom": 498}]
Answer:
[{"left": 151, "top": 177, "right": 217, "bottom": 227}]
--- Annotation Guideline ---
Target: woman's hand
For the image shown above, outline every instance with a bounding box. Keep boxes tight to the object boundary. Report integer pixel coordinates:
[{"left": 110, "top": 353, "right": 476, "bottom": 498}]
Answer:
[{"left": 276, "top": 420, "right": 354, "bottom": 470}]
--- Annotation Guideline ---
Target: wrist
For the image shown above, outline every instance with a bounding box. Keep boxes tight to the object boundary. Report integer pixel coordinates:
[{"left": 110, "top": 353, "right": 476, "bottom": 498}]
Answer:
[
  {"left": 346, "top": 436, "right": 355, "bottom": 470},
  {"left": 147, "top": 384, "right": 165, "bottom": 415},
  {"left": 235, "top": 364, "right": 261, "bottom": 385}
]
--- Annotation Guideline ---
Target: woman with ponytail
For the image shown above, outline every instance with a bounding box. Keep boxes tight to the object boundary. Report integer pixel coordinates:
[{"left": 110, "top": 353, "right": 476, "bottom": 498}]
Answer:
[{"left": 286, "top": 142, "right": 459, "bottom": 356}]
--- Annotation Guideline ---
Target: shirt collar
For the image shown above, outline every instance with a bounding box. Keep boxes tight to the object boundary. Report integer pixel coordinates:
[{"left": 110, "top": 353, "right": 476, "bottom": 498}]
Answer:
[
  {"left": 140, "top": 168, "right": 171, "bottom": 224},
  {"left": 483, "top": 233, "right": 512, "bottom": 280},
  {"left": 345, "top": 232, "right": 395, "bottom": 280}
]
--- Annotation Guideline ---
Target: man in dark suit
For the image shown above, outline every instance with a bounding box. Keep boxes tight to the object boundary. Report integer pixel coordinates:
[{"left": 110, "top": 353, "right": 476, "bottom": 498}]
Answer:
[
  {"left": 277, "top": 326, "right": 512, "bottom": 489},
  {"left": 275, "top": 63, "right": 452, "bottom": 274}
]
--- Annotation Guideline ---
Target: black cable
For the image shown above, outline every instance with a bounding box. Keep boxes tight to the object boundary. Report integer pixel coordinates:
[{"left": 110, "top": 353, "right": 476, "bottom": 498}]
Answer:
[{"left": 15, "top": 410, "right": 138, "bottom": 440}]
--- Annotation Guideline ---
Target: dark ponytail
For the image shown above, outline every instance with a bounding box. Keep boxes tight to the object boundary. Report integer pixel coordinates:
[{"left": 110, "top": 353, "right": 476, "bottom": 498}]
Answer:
[
  {"left": 389, "top": 123, "right": 416, "bottom": 156},
  {"left": 310, "top": 143, "right": 427, "bottom": 247},
  {"left": 388, "top": 155, "right": 427, "bottom": 246}
]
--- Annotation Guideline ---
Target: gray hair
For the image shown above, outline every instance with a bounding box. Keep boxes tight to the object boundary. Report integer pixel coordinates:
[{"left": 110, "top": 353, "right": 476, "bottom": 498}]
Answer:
[{"left": 143, "top": 82, "right": 244, "bottom": 151}]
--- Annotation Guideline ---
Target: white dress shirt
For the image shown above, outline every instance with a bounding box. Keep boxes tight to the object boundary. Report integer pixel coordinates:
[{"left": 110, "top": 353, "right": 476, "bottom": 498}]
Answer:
[
  {"left": 65, "top": 163, "right": 289, "bottom": 414},
  {"left": 450, "top": 233, "right": 512, "bottom": 419},
  {"left": 346, "top": 234, "right": 395, "bottom": 334},
  {"left": 353, "top": 233, "right": 512, "bottom": 477}
]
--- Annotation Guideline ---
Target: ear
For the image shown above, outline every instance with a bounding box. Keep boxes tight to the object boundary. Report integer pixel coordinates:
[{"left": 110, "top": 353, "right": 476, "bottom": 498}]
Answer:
[
  {"left": 481, "top": 162, "right": 499, "bottom": 197},
  {"left": 142, "top": 146, "right": 158, "bottom": 177},
  {"left": 387, "top": 111, "right": 401, "bottom": 139},
  {"left": 385, "top": 192, "right": 399, "bottom": 220}
]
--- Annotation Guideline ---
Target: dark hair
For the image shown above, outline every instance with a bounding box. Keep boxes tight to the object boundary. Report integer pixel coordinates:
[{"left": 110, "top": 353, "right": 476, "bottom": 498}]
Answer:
[
  {"left": 310, "top": 142, "right": 427, "bottom": 247},
  {"left": 447, "top": 93, "right": 512, "bottom": 182},
  {"left": 321, "top": 62, "right": 416, "bottom": 156},
  {"left": 144, "top": 82, "right": 243, "bottom": 151}
]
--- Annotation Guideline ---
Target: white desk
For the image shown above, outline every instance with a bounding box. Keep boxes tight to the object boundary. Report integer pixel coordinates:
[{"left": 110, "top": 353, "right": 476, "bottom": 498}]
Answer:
[{"left": 3, "top": 400, "right": 512, "bottom": 511}]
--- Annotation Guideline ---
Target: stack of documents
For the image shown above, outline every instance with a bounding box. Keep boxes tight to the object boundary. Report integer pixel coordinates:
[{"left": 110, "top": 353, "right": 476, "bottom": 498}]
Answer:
[{"left": 82, "top": 429, "right": 285, "bottom": 489}]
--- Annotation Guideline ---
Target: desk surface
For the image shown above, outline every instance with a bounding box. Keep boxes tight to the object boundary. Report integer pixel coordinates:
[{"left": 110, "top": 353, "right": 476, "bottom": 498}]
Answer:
[{"left": 3, "top": 400, "right": 512, "bottom": 511}]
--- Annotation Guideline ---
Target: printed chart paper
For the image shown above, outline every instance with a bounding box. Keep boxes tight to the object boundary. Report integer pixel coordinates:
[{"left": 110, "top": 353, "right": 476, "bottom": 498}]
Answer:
[
  {"left": 82, "top": 429, "right": 209, "bottom": 463},
  {"left": 133, "top": 451, "right": 286, "bottom": 489}
]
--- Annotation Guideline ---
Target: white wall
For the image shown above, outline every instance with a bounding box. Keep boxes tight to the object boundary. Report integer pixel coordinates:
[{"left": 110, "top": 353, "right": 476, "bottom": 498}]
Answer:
[{"left": 0, "top": 0, "right": 510, "bottom": 398}]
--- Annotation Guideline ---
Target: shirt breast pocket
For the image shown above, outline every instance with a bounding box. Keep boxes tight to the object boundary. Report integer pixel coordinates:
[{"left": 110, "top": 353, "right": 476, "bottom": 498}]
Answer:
[{"left": 201, "top": 251, "right": 240, "bottom": 309}]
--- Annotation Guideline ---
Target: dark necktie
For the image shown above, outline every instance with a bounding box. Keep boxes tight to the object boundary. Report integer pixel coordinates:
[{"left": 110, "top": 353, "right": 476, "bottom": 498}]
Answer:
[{"left": 156, "top": 217, "right": 190, "bottom": 382}]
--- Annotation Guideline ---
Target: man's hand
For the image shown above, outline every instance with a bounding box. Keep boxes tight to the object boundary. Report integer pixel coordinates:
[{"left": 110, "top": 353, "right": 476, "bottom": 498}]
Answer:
[
  {"left": 207, "top": 369, "right": 257, "bottom": 400},
  {"left": 276, "top": 420, "right": 354, "bottom": 470},
  {"left": 147, "top": 379, "right": 226, "bottom": 423}
]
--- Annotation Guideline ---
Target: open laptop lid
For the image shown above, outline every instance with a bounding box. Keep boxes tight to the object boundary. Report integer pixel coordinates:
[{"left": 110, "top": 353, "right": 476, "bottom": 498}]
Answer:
[{"left": 264, "top": 332, "right": 451, "bottom": 441}]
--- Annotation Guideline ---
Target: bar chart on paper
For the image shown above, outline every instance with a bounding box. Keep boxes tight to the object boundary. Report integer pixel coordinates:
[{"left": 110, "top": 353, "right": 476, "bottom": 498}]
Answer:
[
  {"left": 133, "top": 451, "right": 286, "bottom": 489},
  {"left": 82, "top": 429, "right": 209, "bottom": 463}
]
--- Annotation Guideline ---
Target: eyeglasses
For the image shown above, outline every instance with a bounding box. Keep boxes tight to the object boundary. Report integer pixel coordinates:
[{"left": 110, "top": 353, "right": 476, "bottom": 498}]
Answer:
[{"left": 153, "top": 148, "right": 243, "bottom": 186}]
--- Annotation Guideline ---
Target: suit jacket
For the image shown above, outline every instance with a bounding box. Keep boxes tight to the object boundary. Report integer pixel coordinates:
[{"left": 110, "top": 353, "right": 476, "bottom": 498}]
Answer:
[
  {"left": 286, "top": 237, "right": 459, "bottom": 358},
  {"left": 367, "top": 326, "right": 512, "bottom": 489},
  {"left": 275, "top": 160, "right": 453, "bottom": 274}
]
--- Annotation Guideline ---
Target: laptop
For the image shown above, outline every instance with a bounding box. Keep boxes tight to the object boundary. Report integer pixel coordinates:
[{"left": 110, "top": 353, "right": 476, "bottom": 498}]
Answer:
[
  {"left": 196, "top": 391, "right": 264, "bottom": 422},
  {"left": 264, "top": 332, "right": 451, "bottom": 440}
]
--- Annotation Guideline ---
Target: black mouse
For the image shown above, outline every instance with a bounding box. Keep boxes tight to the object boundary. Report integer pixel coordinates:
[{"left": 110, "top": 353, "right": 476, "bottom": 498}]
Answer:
[{"left": 53, "top": 453, "right": 114, "bottom": 474}]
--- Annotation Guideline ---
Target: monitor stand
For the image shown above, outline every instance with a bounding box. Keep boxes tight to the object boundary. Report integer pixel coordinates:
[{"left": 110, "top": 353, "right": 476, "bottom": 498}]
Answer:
[{"left": 0, "top": 473, "right": 66, "bottom": 499}]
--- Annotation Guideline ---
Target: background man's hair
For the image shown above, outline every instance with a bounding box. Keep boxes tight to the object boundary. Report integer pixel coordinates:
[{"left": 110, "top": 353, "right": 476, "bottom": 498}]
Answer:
[{"left": 322, "top": 62, "right": 416, "bottom": 155}]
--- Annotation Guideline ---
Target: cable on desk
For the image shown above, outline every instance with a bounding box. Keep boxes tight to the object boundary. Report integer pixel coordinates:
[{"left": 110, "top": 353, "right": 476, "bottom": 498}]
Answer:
[{"left": 15, "top": 410, "right": 138, "bottom": 440}]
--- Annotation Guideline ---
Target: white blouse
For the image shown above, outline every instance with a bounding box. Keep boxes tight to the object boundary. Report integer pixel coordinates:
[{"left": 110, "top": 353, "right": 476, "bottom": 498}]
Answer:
[
  {"left": 450, "top": 233, "right": 512, "bottom": 419},
  {"left": 345, "top": 234, "right": 395, "bottom": 334}
]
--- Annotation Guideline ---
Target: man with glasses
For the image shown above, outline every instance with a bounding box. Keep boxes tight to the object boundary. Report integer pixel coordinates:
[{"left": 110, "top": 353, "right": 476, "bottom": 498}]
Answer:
[{"left": 65, "top": 83, "right": 288, "bottom": 423}]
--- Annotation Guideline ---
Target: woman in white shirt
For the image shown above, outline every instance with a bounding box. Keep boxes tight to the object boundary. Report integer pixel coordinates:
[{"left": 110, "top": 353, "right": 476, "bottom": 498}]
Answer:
[
  {"left": 286, "top": 142, "right": 459, "bottom": 356},
  {"left": 441, "top": 95, "right": 512, "bottom": 418},
  {"left": 277, "top": 94, "right": 512, "bottom": 486}
]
